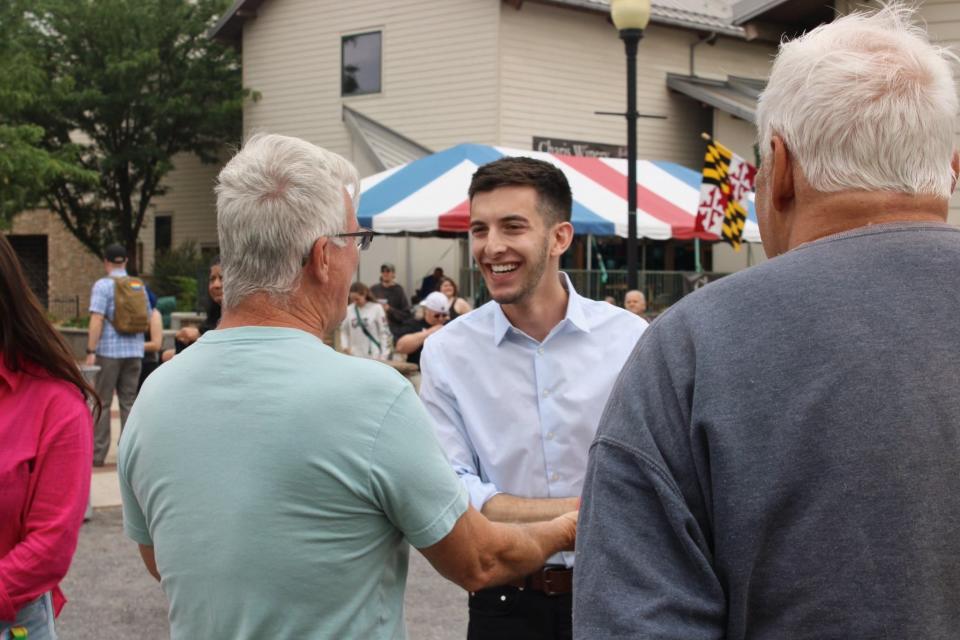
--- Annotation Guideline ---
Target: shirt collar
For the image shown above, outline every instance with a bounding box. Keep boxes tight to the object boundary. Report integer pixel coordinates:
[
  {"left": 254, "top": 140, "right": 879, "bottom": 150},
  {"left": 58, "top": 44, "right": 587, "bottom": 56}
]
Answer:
[
  {"left": 492, "top": 272, "right": 591, "bottom": 346},
  {"left": 109, "top": 268, "right": 128, "bottom": 277}
]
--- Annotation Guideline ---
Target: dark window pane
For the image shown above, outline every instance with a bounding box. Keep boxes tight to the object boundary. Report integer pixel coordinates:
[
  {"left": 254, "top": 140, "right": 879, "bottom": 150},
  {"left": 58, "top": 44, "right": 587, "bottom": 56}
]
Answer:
[
  {"left": 342, "top": 32, "right": 381, "bottom": 96},
  {"left": 155, "top": 215, "right": 172, "bottom": 253}
]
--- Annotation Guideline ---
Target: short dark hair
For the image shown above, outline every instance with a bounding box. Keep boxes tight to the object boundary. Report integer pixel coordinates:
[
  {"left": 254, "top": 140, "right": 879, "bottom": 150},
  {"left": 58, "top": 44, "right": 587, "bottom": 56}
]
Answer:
[{"left": 468, "top": 157, "right": 572, "bottom": 226}]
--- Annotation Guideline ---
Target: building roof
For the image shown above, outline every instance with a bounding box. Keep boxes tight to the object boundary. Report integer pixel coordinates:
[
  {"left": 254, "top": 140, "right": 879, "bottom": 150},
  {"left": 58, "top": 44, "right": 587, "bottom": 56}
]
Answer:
[
  {"left": 209, "top": 0, "right": 264, "bottom": 43},
  {"left": 342, "top": 106, "right": 432, "bottom": 171},
  {"left": 211, "top": 0, "right": 748, "bottom": 43},
  {"left": 542, "top": 0, "right": 746, "bottom": 38},
  {"left": 666, "top": 72, "right": 764, "bottom": 123}
]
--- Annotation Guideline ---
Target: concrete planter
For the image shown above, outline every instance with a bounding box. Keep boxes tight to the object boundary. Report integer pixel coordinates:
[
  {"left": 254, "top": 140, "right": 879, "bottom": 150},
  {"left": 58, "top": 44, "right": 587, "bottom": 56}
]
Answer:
[{"left": 57, "top": 325, "right": 176, "bottom": 360}]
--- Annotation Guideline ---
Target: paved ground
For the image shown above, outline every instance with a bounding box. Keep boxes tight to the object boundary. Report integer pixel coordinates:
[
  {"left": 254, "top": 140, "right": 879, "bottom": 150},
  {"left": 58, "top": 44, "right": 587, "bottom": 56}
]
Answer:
[
  {"left": 59, "top": 506, "right": 468, "bottom": 639},
  {"left": 57, "top": 404, "right": 467, "bottom": 638}
]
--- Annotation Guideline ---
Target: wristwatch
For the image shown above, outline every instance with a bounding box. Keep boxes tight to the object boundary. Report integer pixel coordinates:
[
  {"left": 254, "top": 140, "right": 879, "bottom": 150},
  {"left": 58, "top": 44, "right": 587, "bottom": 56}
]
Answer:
[{"left": 86, "top": 348, "right": 97, "bottom": 354}]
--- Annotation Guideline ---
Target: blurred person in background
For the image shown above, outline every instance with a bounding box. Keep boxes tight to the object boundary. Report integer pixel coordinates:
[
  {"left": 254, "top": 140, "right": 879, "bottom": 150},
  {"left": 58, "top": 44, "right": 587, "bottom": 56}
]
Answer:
[
  {"left": 137, "top": 308, "right": 164, "bottom": 390},
  {"left": 0, "top": 234, "right": 96, "bottom": 638},
  {"left": 370, "top": 263, "right": 412, "bottom": 339},
  {"left": 162, "top": 258, "right": 223, "bottom": 362},
  {"left": 340, "top": 282, "right": 392, "bottom": 360},
  {"left": 437, "top": 276, "right": 472, "bottom": 320},
  {"left": 85, "top": 243, "right": 150, "bottom": 465},
  {"left": 395, "top": 291, "right": 450, "bottom": 367},
  {"left": 623, "top": 289, "right": 646, "bottom": 317},
  {"left": 416, "top": 266, "right": 444, "bottom": 302}
]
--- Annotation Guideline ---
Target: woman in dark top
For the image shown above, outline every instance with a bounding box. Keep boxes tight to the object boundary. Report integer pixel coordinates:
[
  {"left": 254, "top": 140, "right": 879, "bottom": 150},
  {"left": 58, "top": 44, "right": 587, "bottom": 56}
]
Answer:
[
  {"left": 163, "top": 257, "right": 223, "bottom": 361},
  {"left": 437, "top": 276, "right": 472, "bottom": 321}
]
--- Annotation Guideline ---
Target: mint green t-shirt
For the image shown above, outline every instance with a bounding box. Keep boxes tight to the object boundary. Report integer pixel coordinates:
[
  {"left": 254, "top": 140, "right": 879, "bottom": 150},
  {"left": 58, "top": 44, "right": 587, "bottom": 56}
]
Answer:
[{"left": 118, "top": 327, "right": 468, "bottom": 640}]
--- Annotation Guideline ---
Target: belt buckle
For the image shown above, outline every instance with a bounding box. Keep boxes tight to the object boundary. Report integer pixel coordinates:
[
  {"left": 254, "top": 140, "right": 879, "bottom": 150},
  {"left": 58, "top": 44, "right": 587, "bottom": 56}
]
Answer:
[{"left": 541, "top": 567, "right": 566, "bottom": 596}]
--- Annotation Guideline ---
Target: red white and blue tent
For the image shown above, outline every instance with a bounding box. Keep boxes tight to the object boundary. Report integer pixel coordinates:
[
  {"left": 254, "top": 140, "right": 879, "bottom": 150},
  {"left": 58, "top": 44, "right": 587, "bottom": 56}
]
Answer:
[{"left": 358, "top": 143, "right": 760, "bottom": 243}]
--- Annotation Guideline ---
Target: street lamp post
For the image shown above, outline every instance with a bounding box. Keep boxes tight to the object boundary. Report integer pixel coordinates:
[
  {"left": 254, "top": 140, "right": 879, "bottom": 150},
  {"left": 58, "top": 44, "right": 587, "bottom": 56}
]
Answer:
[{"left": 610, "top": 0, "right": 651, "bottom": 290}]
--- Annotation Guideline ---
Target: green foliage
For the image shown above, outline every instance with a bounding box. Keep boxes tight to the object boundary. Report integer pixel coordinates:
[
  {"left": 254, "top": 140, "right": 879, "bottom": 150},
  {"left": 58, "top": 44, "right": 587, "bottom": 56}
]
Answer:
[
  {"left": 61, "top": 315, "right": 91, "bottom": 329},
  {"left": 170, "top": 276, "right": 198, "bottom": 312},
  {"left": 149, "top": 241, "right": 205, "bottom": 309},
  {"left": 0, "top": 0, "right": 248, "bottom": 262}
]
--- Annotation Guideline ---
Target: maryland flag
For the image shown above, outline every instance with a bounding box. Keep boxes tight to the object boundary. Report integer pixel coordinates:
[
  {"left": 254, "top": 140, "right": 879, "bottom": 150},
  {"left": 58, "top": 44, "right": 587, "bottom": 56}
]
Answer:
[{"left": 695, "top": 139, "right": 756, "bottom": 251}]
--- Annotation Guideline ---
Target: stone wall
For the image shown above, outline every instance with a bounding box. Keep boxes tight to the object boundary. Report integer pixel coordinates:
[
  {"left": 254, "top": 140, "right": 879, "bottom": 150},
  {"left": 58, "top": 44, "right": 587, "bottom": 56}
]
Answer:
[{"left": 6, "top": 209, "right": 103, "bottom": 319}]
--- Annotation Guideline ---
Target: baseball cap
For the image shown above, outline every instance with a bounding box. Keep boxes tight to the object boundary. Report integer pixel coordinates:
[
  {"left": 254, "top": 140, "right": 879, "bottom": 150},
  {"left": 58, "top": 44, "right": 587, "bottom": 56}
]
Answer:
[
  {"left": 422, "top": 291, "right": 451, "bottom": 314},
  {"left": 104, "top": 243, "right": 127, "bottom": 263},
  {"left": 380, "top": 263, "right": 396, "bottom": 272}
]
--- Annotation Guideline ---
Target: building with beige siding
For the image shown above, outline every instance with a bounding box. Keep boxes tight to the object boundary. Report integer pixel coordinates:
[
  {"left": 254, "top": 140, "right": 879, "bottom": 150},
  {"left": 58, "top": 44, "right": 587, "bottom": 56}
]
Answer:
[
  {"left": 210, "top": 0, "right": 783, "bottom": 293},
  {"left": 8, "top": 0, "right": 960, "bottom": 312}
]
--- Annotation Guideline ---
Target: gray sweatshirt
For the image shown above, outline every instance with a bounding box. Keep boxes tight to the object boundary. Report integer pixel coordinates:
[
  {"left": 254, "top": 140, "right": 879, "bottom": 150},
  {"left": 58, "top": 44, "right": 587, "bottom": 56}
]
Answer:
[{"left": 575, "top": 223, "right": 960, "bottom": 639}]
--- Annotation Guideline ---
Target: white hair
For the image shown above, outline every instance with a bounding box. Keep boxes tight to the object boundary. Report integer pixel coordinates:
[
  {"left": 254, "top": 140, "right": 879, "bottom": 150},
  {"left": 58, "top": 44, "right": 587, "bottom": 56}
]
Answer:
[
  {"left": 215, "top": 133, "right": 360, "bottom": 308},
  {"left": 757, "top": 4, "right": 958, "bottom": 198}
]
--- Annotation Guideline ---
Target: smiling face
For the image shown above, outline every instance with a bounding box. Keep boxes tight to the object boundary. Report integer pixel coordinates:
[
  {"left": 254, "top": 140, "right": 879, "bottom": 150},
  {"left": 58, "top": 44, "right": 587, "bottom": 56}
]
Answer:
[
  {"left": 469, "top": 185, "right": 556, "bottom": 306},
  {"left": 423, "top": 308, "right": 448, "bottom": 326},
  {"left": 439, "top": 279, "right": 456, "bottom": 298}
]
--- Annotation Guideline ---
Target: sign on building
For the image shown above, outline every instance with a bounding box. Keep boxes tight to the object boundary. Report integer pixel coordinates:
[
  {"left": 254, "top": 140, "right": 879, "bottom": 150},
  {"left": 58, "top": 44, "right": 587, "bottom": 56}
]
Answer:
[{"left": 532, "top": 137, "right": 628, "bottom": 159}]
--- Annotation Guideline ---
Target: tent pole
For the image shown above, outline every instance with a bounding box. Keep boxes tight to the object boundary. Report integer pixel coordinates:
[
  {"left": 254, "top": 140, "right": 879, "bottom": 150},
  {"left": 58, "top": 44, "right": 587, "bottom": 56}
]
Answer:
[
  {"left": 694, "top": 237, "right": 703, "bottom": 273},
  {"left": 586, "top": 234, "right": 593, "bottom": 299},
  {"left": 641, "top": 238, "right": 647, "bottom": 296},
  {"left": 405, "top": 234, "right": 413, "bottom": 295}
]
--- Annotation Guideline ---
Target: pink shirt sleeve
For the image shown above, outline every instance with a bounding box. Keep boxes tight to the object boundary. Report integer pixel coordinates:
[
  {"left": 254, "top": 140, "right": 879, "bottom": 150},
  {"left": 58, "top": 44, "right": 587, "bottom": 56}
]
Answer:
[{"left": 0, "top": 386, "right": 93, "bottom": 622}]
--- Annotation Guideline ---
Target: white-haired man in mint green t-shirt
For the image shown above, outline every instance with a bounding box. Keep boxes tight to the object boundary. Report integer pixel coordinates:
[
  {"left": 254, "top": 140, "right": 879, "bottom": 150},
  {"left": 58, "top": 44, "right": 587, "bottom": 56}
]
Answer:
[{"left": 118, "top": 134, "right": 577, "bottom": 640}]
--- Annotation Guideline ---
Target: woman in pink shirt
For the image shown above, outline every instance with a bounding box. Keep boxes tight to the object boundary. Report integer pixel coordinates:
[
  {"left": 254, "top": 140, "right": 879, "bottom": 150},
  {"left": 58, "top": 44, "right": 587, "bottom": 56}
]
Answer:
[{"left": 0, "top": 235, "right": 97, "bottom": 638}]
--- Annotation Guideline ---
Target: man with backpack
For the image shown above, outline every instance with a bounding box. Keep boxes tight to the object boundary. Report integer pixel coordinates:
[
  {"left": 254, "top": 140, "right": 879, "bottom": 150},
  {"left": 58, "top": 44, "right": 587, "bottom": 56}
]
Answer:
[{"left": 86, "top": 243, "right": 151, "bottom": 466}]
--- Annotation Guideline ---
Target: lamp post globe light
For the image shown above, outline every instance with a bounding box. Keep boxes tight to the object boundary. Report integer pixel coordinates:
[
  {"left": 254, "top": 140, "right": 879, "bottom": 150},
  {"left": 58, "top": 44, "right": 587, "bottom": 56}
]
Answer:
[{"left": 610, "top": 0, "right": 651, "bottom": 290}]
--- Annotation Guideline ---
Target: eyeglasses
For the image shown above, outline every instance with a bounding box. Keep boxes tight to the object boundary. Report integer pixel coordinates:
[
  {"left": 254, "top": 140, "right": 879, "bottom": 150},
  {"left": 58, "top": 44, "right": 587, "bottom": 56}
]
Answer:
[
  {"left": 335, "top": 228, "right": 375, "bottom": 251},
  {"left": 301, "top": 228, "right": 375, "bottom": 266}
]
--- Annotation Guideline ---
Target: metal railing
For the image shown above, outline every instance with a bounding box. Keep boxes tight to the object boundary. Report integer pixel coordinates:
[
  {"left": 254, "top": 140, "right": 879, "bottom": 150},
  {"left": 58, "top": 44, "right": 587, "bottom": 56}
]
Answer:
[
  {"left": 461, "top": 269, "right": 729, "bottom": 311},
  {"left": 49, "top": 295, "right": 81, "bottom": 320}
]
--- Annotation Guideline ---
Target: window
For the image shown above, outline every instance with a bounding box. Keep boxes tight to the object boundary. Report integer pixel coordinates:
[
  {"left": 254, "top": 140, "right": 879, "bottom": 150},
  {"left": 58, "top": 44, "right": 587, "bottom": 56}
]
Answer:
[
  {"left": 155, "top": 215, "right": 172, "bottom": 254},
  {"left": 342, "top": 31, "right": 381, "bottom": 96}
]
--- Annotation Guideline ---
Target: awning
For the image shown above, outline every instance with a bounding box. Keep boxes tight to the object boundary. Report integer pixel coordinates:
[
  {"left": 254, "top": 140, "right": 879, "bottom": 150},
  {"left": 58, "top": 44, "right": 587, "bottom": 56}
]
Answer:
[
  {"left": 358, "top": 143, "right": 760, "bottom": 242},
  {"left": 342, "top": 106, "right": 432, "bottom": 171},
  {"left": 666, "top": 73, "right": 764, "bottom": 124}
]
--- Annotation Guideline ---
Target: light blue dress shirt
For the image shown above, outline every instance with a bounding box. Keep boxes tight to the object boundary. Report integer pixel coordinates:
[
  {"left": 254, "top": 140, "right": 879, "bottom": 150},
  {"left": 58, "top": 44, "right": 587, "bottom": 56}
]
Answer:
[{"left": 419, "top": 274, "right": 647, "bottom": 566}]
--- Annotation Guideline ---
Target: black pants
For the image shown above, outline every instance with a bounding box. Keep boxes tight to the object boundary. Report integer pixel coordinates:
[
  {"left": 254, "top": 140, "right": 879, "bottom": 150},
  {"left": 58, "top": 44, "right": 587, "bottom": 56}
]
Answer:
[{"left": 467, "top": 586, "right": 572, "bottom": 640}]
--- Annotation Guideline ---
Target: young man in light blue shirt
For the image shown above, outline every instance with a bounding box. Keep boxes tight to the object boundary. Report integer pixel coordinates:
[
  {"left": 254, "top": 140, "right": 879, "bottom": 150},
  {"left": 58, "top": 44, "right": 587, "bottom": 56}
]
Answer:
[
  {"left": 419, "top": 157, "right": 647, "bottom": 639},
  {"left": 118, "top": 135, "right": 578, "bottom": 640}
]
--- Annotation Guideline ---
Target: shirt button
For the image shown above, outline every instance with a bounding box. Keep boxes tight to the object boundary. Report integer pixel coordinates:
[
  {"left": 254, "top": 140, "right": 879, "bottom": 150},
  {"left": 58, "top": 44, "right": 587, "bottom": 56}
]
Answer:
[
  {"left": 551, "top": 472, "right": 560, "bottom": 481},
  {"left": 542, "top": 389, "right": 550, "bottom": 398},
  {"left": 546, "top": 432, "right": 555, "bottom": 440},
  {"left": 537, "top": 347, "right": 544, "bottom": 355}
]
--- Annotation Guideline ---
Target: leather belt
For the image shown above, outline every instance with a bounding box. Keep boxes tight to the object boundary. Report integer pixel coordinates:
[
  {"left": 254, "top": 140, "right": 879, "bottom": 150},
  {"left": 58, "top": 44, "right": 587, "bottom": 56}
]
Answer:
[{"left": 509, "top": 566, "right": 573, "bottom": 596}]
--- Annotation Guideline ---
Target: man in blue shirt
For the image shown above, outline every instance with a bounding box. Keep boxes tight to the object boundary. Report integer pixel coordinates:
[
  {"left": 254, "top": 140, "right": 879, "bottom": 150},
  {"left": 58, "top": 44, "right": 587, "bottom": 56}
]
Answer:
[
  {"left": 419, "top": 157, "right": 647, "bottom": 639},
  {"left": 85, "top": 244, "right": 149, "bottom": 466}
]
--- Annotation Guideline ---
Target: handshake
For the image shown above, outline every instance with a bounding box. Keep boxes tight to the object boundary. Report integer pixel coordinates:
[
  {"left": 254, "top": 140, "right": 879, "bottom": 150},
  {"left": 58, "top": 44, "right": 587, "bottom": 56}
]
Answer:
[{"left": 418, "top": 498, "right": 579, "bottom": 593}]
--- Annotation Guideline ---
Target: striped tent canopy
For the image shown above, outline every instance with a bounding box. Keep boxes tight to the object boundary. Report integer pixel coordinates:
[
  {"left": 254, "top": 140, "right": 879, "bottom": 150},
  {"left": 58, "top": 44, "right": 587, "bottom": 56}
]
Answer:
[{"left": 358, "top": 143, "right": 760, "bottom": 242}]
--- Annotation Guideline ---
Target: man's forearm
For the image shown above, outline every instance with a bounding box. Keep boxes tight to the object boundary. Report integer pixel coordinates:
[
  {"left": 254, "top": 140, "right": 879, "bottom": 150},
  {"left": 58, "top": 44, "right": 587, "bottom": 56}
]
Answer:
[
  {"left": 420, "top": 506, "right": 576, "bottom": 592},
  {"left": 480, "top": 517, "right": 577, "bottom": 587},
  {"left": 87, "top": 314, "right": 104, "bottom": 352},
  {"left": 482, "top": 494, "right": 579, "bottom": 523}
]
